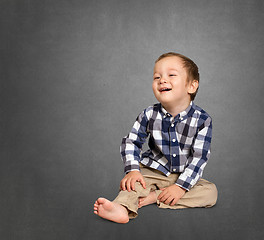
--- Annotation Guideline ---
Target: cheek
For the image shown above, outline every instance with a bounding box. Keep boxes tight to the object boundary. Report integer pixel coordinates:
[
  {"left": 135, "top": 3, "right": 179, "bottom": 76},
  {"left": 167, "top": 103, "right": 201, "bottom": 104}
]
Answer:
[
  {"left": 152, "top": 82, "right": 156, "bottom": 91},
  {"left": 152, "top": 83, "right": 159, "bottom": 97},
  {"left": 173, "top": 81, "right": 184, "bottom": 90}
]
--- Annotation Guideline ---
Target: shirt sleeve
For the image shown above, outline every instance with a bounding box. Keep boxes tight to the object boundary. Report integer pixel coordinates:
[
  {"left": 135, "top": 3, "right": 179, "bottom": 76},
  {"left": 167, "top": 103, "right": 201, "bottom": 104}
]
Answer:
[
  {"left": 120, "top": 108, "right": 150, "bottom": 174},
  {"left": 175, "top": 116, "right": 212, "bottom": 191}
]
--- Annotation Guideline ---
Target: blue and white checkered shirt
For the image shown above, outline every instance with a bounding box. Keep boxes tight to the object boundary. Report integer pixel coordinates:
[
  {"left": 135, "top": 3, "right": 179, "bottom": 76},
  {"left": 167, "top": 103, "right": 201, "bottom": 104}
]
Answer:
[{"left": 120, "top": 102, "right": 212, "bottom": 191}]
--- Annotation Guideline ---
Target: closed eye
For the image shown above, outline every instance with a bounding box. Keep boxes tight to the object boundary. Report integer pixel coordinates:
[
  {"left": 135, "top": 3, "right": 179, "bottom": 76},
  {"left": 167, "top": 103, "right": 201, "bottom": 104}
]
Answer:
[
  {"left": 154, "top": 77, "right": 160, "bottom": 80},
  {"left": 169, "top": 74, "right": 176, "bottom": 77}
]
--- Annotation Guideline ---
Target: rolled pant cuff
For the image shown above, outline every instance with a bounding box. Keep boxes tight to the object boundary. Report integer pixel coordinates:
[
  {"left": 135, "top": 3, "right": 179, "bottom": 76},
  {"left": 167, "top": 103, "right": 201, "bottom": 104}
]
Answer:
[{"left": 113, "top": 199, "right": 138, "bottom": 219}]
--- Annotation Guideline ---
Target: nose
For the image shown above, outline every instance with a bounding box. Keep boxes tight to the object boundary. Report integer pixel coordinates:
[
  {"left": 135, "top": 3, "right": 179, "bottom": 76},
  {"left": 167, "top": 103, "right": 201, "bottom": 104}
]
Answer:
[{"left": 160, "top": 77, "right": 167, "bottom": 84}]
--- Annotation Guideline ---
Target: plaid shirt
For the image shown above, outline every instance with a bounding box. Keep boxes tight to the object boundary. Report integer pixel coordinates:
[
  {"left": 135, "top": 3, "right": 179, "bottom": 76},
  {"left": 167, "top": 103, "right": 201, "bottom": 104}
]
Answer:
[{"left": 120, "top": 102, "right": 212, "bottom": 191}]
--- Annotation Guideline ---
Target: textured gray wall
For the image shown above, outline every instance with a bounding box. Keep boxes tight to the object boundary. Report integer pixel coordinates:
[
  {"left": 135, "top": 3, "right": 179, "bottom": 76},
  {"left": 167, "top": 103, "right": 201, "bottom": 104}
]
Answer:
[{"left": 1, "top": 0, "right": 264, "bottom": 239}]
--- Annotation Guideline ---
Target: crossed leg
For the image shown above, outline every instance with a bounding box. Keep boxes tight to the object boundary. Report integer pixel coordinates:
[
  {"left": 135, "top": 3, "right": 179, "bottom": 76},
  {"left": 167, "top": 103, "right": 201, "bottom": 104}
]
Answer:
[{"left": 138, "top": 191, "right": 157, "bottom": 208}]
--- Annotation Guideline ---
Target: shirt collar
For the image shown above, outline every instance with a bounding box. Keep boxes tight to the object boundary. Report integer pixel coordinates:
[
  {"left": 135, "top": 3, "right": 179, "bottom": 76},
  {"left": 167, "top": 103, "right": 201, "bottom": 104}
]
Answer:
[
  {"left": 159, "top": 101, "right": 195, "bottom": 121},
  {"left": 160, "top": 104, "right": 171, "bottom": 117}
]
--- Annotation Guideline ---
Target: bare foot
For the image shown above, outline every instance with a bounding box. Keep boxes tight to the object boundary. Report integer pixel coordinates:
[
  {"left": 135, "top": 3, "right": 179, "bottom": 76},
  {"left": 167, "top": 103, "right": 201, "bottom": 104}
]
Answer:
[
  {"left": 138, "top": 191, "right": 157, "bottom": 208},
  {"left": 94, "top": 197, "right": 129, "bottom": 224}
]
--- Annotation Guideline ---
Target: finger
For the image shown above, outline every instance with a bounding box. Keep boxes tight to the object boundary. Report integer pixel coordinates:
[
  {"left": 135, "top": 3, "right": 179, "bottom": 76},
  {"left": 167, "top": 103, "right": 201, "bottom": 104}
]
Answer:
[
  {"left": 157, "top": 191, "right": 165, "bottom": 200},
  {"left": 126, "top": 178, "right": 131, "bottom": 192},
  {"left": 159, "top": 192, "right": 169, "bottom": 202},
  {"left": 164, "top": 196, "right": 173, "bottom": 205},
  {"left": 157, "top": 189, "right": 167, "bottom": 200},
  {"left": 130, "top": 178, "right": 136, "bottom": 191},
  {"left": 157, "top": 192, "right": 162, "bottom": 200},
  {"left": 170, "top": 198, "right": 178, "bottom": 206},
  {"left": 121, "top": 179, "right": 127, "bottom": 191},
  {"left": 139, "top": 178, "right": 146, "bottom": 189}
]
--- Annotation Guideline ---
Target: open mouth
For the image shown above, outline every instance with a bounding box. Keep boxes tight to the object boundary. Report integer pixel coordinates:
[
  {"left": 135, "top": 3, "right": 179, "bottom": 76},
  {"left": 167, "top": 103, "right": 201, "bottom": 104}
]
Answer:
[{"left": 160, "top": 88, "right": 172, "bottom": 92}]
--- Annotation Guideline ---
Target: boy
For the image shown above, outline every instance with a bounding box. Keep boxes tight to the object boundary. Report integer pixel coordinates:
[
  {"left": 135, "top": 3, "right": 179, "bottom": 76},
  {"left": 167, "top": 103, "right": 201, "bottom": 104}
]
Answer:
[{"left": 94, "top": 52, "right": 218, "bottom": 223}]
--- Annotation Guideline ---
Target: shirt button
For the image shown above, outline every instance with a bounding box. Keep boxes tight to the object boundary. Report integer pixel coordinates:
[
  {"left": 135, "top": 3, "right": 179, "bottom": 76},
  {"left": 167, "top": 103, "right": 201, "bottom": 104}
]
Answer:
[
  {"left": 173, "top": 154, "right": 176, "bottom": 157},
  {"left": 172, "top": 139, "right": 176, "bottom": 142}
]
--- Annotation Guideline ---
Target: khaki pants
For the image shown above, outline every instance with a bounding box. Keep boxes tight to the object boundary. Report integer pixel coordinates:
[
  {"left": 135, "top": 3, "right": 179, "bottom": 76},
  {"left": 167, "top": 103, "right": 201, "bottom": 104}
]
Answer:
[{"left": 113, "top": 164, "right": 218, "bottom": 219}]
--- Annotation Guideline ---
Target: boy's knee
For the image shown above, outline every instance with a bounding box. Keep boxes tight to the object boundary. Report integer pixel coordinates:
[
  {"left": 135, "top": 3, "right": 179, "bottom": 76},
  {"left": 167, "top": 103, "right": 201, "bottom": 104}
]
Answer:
[
  {"left": 134, "top": 182, "right": 145, "bottom": 191},
  {"left": 206, "top": 182, "right": 218, "bottom": 207},
  {"left": 134, "top": 182, "right": 149, "bottom": 196}
]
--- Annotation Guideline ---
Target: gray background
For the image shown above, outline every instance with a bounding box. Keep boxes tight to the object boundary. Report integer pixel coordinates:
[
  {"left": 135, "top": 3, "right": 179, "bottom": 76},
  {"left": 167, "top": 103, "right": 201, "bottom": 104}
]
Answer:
[{"left": 1, "top": 0, "right": 264, "bottom": 239}]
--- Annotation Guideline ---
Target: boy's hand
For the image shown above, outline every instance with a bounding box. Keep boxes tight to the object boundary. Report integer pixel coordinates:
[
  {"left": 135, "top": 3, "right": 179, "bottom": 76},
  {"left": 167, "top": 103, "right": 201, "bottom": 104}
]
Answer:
[
  {"left": 120, "top": 171, "right": 146, "bottom": 192},
  {"left": 158, "top": 185, "right": 186, "bottom": 206}
]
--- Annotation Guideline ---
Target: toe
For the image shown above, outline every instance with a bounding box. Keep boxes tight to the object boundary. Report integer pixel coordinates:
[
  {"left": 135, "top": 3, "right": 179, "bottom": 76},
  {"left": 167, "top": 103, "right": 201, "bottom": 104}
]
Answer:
[{"left": 97, "top": 197, "right": 106, "bottom": 204}]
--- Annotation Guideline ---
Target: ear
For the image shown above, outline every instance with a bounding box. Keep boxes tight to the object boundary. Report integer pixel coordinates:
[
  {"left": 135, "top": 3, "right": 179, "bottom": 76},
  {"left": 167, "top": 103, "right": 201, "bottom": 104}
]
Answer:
[{"left": 188, "top": 80, "right": 199, "bottom": 94}]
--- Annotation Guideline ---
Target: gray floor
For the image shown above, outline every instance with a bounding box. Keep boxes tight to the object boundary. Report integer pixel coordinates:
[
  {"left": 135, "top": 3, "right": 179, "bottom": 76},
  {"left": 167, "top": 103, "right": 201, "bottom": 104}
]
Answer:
[{"left": 1, "top": 174, "right": 263, "bottom": 240}]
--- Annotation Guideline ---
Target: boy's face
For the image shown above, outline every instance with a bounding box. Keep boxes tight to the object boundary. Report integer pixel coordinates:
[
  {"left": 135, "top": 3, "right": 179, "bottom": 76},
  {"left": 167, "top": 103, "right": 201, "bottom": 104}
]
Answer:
[{"left": 152, "top": 56, "right": 197, "bottom": 108}]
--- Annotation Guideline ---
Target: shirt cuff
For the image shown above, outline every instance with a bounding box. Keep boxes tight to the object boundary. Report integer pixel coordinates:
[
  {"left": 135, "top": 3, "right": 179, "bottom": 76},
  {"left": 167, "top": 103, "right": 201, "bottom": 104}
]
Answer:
[
  {"left": 175, "top": 178, "right": 192, "bottom": 191},
  {"left": 124, "top": 160, "right": 140, "bottom": 173}
]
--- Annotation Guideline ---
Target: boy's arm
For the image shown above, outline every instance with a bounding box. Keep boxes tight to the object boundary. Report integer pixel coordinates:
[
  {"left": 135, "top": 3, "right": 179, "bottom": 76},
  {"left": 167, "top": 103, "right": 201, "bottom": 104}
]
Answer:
[
  {"left": 120, "top": 108, "right": 150, "bottom": 174},
  {"left": 119, "top": 108, "right": 151, "bottom": 191},
  {"left": 175, "top": 116, "right": 212, "bottom": 191}
]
